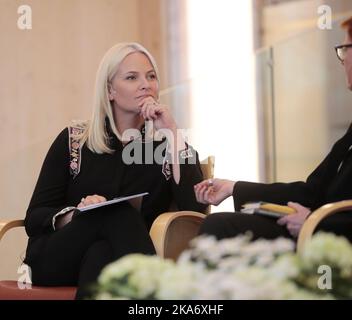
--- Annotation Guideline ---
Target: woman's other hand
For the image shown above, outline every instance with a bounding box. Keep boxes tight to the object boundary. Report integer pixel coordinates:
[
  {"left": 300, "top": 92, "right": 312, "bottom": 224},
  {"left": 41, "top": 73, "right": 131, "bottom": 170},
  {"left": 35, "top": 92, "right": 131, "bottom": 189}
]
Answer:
[
  {"left": 55, "top": 194, "right": 107, "bottom": 230},
  {"left": 194, "top": 178, "right": 236, "bottom": 206},
  {"left": 277, "top": 202, "right": 311, "bottom": 238},
  {"left": 140, "top": 97, "right": 177, "bottom": 131},
  {"left": 77, "top": 194, "right": 107, "bottom": 208}
]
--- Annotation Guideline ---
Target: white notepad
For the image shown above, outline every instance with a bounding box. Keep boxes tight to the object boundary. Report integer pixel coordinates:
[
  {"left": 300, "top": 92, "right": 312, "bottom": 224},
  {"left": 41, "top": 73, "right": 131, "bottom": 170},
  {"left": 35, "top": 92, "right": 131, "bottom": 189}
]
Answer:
[{"left": 77, "top": 192, "right": 149, "bottom": 212}]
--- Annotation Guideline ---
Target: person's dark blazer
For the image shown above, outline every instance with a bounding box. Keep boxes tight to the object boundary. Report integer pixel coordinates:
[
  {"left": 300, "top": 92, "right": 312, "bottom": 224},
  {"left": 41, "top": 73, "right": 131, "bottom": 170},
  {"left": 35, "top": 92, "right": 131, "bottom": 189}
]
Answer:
[{"left": 233, "top": 124, "right": 352, "bottom": 212}]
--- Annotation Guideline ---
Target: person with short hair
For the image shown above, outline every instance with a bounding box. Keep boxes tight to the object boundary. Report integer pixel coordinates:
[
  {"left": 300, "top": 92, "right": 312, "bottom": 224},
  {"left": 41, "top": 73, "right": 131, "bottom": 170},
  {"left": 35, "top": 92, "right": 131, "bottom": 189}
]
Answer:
[{"left": 195, "top": 17, "right": 352, "bottom": 243}]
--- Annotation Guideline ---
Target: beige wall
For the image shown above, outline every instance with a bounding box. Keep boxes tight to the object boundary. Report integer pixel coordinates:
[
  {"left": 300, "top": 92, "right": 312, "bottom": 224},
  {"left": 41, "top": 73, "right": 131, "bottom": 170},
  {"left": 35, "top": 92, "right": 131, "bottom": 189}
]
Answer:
[{"left": 0, "top": 0, "right": 165, "bottom": 281}]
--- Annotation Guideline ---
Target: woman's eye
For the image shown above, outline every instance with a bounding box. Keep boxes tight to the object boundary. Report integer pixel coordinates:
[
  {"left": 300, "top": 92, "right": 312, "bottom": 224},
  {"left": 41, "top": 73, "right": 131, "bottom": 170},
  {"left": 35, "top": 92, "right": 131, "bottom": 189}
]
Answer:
[
  {"left": 126, "top": 75, "right": 136, "bottom": 80},
  {"left": 148, "top": 74, "right": 157, "bottom": 80}
]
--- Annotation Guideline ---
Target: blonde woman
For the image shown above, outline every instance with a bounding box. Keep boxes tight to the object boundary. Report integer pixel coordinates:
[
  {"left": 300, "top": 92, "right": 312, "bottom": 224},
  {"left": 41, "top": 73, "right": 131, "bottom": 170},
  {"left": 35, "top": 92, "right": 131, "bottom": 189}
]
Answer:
[{"left": 24, "top": 43, "right": 206, "bottom": 299}]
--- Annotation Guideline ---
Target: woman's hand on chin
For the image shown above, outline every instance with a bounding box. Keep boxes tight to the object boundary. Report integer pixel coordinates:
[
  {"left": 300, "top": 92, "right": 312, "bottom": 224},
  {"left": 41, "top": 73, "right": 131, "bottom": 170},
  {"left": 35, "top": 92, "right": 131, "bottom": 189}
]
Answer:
[{"left": 140, "top": 97, "right": 177, "bottom": 131}]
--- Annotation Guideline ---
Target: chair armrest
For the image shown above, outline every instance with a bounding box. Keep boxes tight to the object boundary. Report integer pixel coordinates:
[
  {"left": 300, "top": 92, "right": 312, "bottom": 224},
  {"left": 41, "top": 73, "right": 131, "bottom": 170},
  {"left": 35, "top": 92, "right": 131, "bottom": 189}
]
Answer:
[
  {"left": 297, "top": 200, "right": 352, "bottom": 254},
  {"left": 150, "top": 211, "right": 205, "bottom": 260},
  {"left": 0, "top": 220, "right": 24, "bottom": 242}
]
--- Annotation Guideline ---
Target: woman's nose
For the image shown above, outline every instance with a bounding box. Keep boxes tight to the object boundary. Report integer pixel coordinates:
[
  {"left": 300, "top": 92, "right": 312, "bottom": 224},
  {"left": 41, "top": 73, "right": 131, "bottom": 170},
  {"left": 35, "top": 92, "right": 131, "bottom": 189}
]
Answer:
[{"left": 139, "top": 77, "right": 151, "bottom": 90}]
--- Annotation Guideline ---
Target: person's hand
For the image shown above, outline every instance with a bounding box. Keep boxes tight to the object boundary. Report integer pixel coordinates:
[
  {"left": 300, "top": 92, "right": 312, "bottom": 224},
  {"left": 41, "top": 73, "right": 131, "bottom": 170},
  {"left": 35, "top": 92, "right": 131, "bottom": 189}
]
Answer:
[
  {"left": 277, "top": 202, "right": 311, "bottom": 238},
  {"left": 194, "top": 178, "right": 236, "bottom": 206},
  {"left": 55, "top": 194, "right": 107, "bottom": 230},
  {"left": 77, "top": 194, "right": 107, "bottom": 208},
  {"left": 140, "top": 97, "right": 177, "bottom": 131}
]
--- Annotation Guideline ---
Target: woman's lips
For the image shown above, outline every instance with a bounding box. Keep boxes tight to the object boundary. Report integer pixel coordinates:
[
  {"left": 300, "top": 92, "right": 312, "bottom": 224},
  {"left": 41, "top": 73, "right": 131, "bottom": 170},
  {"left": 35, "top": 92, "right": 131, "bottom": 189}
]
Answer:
[{"left": 136, "top": 94, "right": 154, "bottom": 100}]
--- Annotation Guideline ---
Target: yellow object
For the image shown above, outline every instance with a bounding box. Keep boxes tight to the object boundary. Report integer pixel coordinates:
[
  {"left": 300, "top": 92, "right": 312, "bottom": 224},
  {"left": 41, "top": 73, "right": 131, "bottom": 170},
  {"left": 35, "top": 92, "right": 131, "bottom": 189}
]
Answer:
[
  {"left": 241, "top": 201, "right": 295, "bottom": 217},
  {"left": 260, "top": 203, "right": 296, "bottom": 215}
]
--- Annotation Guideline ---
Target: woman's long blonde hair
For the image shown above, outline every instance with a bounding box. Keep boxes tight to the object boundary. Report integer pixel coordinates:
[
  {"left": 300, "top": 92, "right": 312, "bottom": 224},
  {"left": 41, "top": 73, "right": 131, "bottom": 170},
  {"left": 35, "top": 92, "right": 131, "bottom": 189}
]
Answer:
[{"left": 82, "top": 42, "right": 159, "bottom": 154}]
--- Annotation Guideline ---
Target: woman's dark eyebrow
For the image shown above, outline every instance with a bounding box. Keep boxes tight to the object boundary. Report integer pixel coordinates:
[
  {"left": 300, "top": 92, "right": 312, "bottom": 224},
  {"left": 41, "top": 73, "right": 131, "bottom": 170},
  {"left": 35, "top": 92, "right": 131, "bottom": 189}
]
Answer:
[
  {"left": 123, "top": 71, "right": 138, "bottom": 75},
  {"left": 123, "top": 69, "right": 155, "bottom": 75}
]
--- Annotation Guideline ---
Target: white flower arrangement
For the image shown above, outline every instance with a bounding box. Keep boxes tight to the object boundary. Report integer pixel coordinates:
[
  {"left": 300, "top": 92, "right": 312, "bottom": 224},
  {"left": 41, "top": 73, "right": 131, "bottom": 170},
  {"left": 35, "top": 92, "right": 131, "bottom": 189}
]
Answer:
[{"left": 94, "top": 232, "right": 352, "bottom": 300}]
